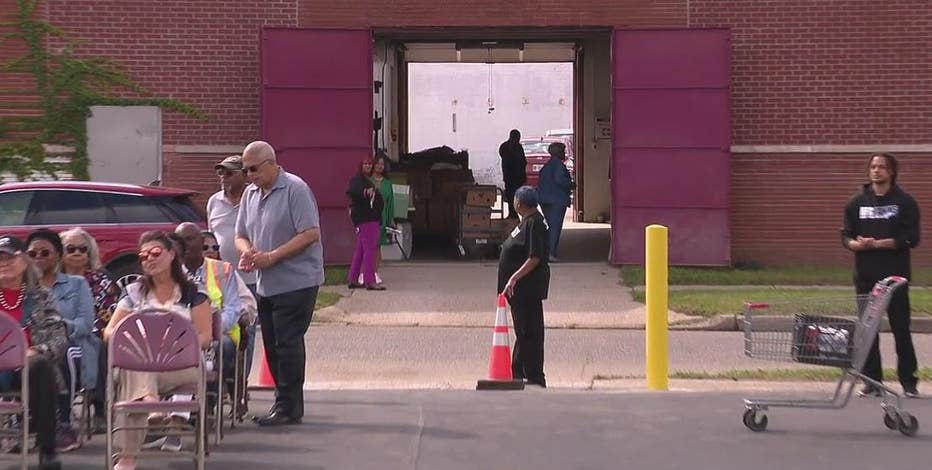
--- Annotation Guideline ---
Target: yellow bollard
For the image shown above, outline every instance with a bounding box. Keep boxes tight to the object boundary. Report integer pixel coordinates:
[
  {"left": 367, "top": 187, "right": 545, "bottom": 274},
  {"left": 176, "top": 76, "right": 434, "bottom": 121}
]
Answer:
[{"left": 645, "top": 224, "right": 669, "bottom": 391}]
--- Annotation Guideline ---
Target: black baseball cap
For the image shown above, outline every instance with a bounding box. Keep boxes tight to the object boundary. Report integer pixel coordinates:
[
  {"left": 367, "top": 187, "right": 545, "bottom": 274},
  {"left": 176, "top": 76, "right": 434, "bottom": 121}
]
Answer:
[{"left": 0, "top": 235, "right": 26, "bottom": 255}]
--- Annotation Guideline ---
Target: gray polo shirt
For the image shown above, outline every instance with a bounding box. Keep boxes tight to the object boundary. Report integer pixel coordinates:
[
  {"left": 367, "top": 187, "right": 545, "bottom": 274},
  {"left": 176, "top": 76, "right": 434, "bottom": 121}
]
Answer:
[
  {"left": 206, "top": 190, "right": 257, "bottom": 285},
  {"left": 235, "top": 170, "right": 324, "bottom": 297}
]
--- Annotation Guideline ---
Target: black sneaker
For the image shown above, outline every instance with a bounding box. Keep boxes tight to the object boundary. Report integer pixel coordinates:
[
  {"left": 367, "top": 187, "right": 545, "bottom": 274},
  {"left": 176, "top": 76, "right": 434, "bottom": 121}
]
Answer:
[
  {"left": 903, "top": 383, "right": 920, "bottom": 398},
  {"left": 858, "top": 384, "right": 882, "bottom": 397}
]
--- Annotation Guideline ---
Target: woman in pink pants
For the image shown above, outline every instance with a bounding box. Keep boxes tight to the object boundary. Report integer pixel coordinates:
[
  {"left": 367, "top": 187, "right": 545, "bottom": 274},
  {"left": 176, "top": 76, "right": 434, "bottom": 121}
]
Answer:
[{"left": 346, "top": 158, "right": 386, "bottom": 290}]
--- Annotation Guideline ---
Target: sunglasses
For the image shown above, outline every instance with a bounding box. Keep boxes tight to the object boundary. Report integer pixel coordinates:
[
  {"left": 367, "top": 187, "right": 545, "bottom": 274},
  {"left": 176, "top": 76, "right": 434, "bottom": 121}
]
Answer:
[
  {"left": 203, "top": 244, "right": 220, "bottom": 251},
  {"left": 216, "top": 168, "right": 244, "bottom": 177},
  {"left": 244, "top": 159, "right": 272, "bottom": 174},
  {"left": 27, "top": 248, "right": 52, "bottom": 259},
  {"left": 138, "top": 246, "right": 165, "bottom": 262},
  {"left": 65, "top": 245, "right": 89, "bottom": 254}
]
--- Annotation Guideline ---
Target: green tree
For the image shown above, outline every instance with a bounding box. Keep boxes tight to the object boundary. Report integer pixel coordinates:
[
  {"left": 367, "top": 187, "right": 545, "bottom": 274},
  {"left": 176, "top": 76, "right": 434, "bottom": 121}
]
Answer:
[{"left": 0, "top": 0, "right": 203, "bottom": 181}]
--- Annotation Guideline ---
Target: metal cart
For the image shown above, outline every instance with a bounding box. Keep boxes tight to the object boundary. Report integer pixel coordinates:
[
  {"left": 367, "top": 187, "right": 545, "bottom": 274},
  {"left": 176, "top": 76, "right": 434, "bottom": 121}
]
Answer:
[{"left": 741, "top": 276, "right": 919, "bottom": 436}]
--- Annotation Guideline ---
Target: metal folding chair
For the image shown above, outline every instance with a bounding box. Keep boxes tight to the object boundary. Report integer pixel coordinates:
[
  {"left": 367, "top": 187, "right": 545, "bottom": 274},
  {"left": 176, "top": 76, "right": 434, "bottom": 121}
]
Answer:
[
  {"left": 0, "top": 311, "right": 30, "bottom": 470},
  {"left": 105, "top": 308, "right": 206, "bottom": 470}
]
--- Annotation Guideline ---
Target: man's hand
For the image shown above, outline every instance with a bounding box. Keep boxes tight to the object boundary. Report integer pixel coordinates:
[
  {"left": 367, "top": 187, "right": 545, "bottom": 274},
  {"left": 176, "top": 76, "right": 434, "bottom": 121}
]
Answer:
[
  {"left": 856, "top": 236, "right": 876, "bottom": 250},
  {"left": 239, "top": 248, "right": 257, "bottom": 272},
  {"left": 252, "top": 251, "right": 275, "bottom": 269}
]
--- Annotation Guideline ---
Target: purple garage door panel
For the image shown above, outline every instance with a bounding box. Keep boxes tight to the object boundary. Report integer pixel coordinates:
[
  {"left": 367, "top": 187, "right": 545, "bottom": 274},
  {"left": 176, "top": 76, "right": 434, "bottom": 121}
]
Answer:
[
  {"left": 614, "top": 90, "right": 731, "bottom": 149},
  {"left": 613, "top": 30, "right": 730, "bottom": 89},
  {"left": 261, "top": 27, "right": 373, "bottom": 264},
  {"left": 318, "top": 209, "right": 357, "bottom": 267},
  {"left": 615, "top": 149, "right": 729, "bottom": 208},
  {"left": 616, "top": 209, "right": 730, "bottom": 265},
  {"left": 275, "top": 148, "right": 368, "bottom": 208},
  {"left": 262, "top": 90, "right": 372, "bottom": 150},
  {"left": 611, "top": 28, "right": 731, "bottom": 266},
  {"left": 261, "top": 29, "right": 371, "bottom": 89}
]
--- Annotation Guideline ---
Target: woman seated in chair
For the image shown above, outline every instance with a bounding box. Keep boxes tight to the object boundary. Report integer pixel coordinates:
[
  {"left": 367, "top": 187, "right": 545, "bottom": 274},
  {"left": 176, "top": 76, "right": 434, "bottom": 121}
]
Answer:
[
  {"left": 0, "top": 234, "right": 69, "bottom": 470},
  {"left": 59, "top": 227, "right": 121, "bottom": 433},
  {"left": 104, "top": 231, "right": 212, "bottom": 470}
]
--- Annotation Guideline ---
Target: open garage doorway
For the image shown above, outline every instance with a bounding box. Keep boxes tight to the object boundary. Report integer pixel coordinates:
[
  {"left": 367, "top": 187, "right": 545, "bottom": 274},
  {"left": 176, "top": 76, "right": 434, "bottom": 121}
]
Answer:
[{"left": 384, "top": 36, "right": 613, "bottom": 262}]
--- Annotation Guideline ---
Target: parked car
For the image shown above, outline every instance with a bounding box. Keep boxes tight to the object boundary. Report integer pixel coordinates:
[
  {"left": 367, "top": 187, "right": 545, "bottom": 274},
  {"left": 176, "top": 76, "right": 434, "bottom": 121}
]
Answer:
[
  {"left": 0, "top": 181, "right": 205, "bottom": 279},
  {"left": 520, "top": 136, "right": 575, "bottom": 187},
  {"left": 545, "top": 128, "right": 575, "bottom": 150}
]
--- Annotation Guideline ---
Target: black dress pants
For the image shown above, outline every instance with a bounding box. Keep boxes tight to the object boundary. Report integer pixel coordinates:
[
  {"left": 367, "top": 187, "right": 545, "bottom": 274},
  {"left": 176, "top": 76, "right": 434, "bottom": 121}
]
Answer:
[
  {"left": 257, "top": 286, "right": 318, "bottom": 418},
  {"left": 858, "top": 283, "right": 918, "bottom": 388},
  {"left": 508, "top": 294, "right": 545, "bottom": 385}
]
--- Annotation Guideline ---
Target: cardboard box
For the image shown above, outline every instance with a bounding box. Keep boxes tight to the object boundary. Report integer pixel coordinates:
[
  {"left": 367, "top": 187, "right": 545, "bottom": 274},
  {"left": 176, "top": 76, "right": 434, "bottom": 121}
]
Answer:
[
  {"left": 461, "top": 209, "right": 492, "bottom": 231},
  {"left": 464, "top": 185, "right": 498, "bottom": 207}
]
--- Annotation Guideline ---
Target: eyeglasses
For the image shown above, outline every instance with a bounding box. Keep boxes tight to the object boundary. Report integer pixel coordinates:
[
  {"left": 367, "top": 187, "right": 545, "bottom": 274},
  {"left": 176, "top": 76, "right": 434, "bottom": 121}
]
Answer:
[
  {"left": 244, "top": 159, "right": 272, "bottom": 174},
  {"left": 27, "top": 248, "right": 51, "bottom": 259},
  {"left": 138, "top": 246, "right": 165, "bottom": 262},
  {"left": 203, "top": 244, "right": 220, "bottom": 251},
  {"left": 65, "top": 245, "right": 88, "bottom": 255}
]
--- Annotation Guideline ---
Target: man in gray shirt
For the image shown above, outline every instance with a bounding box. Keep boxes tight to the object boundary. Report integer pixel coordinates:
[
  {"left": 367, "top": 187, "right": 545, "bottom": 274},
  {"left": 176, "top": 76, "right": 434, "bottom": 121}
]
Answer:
[{"left": 235, "top": 140, "right": 324, "bottom": 426}]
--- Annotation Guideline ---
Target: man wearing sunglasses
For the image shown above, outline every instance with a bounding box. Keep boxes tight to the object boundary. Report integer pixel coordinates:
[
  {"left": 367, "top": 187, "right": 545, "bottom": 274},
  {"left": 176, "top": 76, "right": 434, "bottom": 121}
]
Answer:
[{"left": 235, "top": 140, "right": 323, "bottom": 427}]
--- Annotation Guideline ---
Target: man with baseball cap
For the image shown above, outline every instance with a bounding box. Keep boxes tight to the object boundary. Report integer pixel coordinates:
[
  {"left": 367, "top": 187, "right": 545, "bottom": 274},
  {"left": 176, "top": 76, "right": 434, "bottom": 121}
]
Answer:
[{"left": 206, "top": 155, "right": 258, "bottom": 411}]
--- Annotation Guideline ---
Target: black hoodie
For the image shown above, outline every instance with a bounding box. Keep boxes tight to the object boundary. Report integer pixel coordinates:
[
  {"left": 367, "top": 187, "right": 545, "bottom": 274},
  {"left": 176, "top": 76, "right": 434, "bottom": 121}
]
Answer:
[
  {"left": 346, "top": 174, "right": 384, "bottom": 227},
  {"left": 841, "top": 183, "right": 920, "bottom": 287}
]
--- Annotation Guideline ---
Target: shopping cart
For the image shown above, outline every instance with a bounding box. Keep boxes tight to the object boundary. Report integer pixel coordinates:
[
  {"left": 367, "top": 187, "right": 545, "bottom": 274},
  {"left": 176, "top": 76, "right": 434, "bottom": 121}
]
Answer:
[{"left": 741, "top": 276, "right": 919, "bottom": 436}]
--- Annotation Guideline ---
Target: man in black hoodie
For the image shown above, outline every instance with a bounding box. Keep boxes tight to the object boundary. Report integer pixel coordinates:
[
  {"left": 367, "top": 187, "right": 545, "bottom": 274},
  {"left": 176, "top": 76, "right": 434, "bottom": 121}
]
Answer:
[
  {"left": 841, "top": 153, "right": 920, "bottom": 398},
  {"left": 499, "top": 129, "right": 527, "bottom": 219}
]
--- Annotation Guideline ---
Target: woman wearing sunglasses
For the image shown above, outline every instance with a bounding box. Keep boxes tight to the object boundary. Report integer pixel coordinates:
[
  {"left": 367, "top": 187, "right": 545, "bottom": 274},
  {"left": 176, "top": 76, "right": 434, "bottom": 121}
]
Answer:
[
  {"left": 0, "top": 233, "right": 68, "bottom": 469},
  {"left": 104, "top": 231, "right": 212, "bottom": 470},
  {"left": 27, "top": 228, "right": 96, "bottom": 452},
  {"left": 60, "top": 227, "right": 121, "bottom": 432}
]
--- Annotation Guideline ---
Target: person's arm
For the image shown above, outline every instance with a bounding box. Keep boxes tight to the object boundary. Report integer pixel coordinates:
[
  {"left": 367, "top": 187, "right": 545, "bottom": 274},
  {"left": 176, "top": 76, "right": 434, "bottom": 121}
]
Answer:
[
  {"left": 254, "top": 183, "right": 321, "bottom": 269},
  {"left": 188, "top": 298, "right": 214, "bottom": 349},
  {"left": 841, "top": 196, "right": 863, "bottom": 251},
  {"left": 103, "top": 296, "right": 135, "bottom": 342},
  {"left": 26, "top": 290, "right": 69, "bottom": 361},
  {"left": 66, "top": 277, "right": 96, "bottom": 340},
  {"left": 871, "top": 195, "right": 921, "bottom": 250},
  {"left": 234, "top": 199, "right": 257, "bottom": 270},
  {"left": 219, "top": 267, "right": 244, "bottom": 334}
]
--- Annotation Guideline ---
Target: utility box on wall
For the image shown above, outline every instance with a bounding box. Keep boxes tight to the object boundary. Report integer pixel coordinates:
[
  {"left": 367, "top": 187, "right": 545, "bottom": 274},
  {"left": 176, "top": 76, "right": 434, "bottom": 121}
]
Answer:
[{"left": 87, "top": 106, "right": 162, "bottom": 185}]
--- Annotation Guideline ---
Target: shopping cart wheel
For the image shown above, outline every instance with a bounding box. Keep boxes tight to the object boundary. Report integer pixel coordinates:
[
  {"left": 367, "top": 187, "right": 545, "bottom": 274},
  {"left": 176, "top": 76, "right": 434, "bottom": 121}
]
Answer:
[
  {"left": 896, "top": 412, "right": 918, "bottom": 437},
  {"left": 883, "top": 412, "right": 898, "bottom": 430},
  {"left": 742, "top": 409, "right": 768, "bottom": 432}
]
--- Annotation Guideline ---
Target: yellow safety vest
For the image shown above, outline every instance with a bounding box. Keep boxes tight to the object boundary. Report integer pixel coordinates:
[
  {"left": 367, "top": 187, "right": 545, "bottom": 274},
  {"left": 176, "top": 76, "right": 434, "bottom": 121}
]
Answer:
[{"left": 203, "top": 258, "right": 242, "bottom": 346}]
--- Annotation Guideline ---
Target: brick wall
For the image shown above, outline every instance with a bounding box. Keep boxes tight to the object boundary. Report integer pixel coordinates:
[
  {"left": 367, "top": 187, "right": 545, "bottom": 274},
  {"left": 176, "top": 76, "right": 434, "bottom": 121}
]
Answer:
[
  {"left": 46, "top": 0, "right": 297, "bottom": 146},
  {"left": 732, "top": 152, "right": 932, "bottom": 267},
  {"left": 691, "top": 0, "right": 932, "bottom": 145},
  {"left": 0, "top": 0, "right": 41, "bottom": 135},
  {"left": 298, "top": 0, "right": 687, "bottom": 27}
]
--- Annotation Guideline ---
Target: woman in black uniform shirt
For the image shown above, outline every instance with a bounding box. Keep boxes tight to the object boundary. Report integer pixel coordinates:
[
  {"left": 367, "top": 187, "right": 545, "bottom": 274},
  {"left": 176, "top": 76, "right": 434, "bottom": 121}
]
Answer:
[{"left": 498, "top": 186, "right": 550, "bottom": 388}]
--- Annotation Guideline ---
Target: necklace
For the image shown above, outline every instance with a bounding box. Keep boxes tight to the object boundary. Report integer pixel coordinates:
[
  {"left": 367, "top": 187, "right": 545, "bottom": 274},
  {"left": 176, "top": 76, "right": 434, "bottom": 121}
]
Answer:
[{"left": 0, "top": 284, "right": 26, "bottom": 311}]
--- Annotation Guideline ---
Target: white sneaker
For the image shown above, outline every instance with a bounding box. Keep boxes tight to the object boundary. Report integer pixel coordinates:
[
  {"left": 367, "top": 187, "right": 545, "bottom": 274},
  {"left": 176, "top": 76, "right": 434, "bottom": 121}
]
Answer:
[{"left": 357, "top": 272, "right": 383, "bottom": 284}]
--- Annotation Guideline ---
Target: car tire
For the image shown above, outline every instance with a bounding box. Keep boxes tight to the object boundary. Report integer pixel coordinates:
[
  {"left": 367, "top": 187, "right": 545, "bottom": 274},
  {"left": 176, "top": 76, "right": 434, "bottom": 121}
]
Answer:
[{"left": 106, "top": 257, "right": 141, "bottom": 281}]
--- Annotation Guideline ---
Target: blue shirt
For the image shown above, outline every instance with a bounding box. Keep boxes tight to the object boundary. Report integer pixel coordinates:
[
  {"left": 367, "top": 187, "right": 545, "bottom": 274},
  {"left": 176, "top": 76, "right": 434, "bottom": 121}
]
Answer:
[
  {"left": 537, "top": 158, "right": 574, "bottom": 207},
  {"left": 51, "top": 273, "right": 98, "bottom": 388},
  {"left": 235, "top": 170, "right": 324, "bottom": 296}
]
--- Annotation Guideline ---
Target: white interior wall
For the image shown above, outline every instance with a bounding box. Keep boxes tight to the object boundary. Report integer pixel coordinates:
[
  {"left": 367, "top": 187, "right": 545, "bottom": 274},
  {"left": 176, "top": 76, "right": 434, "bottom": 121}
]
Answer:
[{"left": 407, "top": 62, "right": 574, "bottom": 186}]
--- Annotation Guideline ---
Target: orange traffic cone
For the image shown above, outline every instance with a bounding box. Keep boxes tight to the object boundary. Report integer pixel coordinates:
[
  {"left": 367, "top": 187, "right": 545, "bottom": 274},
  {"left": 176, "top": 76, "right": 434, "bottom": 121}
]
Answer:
[
  {"left": 250, "top": 350, "right": 277, "bottom": 392},
  {"left": 477, "top": 294, "right": 525, "bottom": 390}
]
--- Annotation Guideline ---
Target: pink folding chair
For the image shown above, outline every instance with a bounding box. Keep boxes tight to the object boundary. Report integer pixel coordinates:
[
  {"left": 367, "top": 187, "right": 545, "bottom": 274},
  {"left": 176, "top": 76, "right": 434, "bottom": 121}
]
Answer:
[
  {"left": 105, "top": 308, "right": 206, "bottom": 470},
  {"left": 0, "top": 310, "right": 29, "bottom": 470}
]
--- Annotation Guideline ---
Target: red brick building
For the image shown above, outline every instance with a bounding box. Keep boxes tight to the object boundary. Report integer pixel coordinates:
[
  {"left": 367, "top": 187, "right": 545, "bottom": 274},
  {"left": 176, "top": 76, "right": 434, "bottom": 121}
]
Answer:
[{"left": 2, "top": 0, "right": 929, "bottom": 266}]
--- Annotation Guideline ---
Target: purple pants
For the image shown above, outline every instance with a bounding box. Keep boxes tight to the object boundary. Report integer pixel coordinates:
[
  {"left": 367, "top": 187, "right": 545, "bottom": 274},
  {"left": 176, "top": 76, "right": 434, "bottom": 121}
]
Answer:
[{"left": 349, "top": 221, "right": 380, "bottom": 286}]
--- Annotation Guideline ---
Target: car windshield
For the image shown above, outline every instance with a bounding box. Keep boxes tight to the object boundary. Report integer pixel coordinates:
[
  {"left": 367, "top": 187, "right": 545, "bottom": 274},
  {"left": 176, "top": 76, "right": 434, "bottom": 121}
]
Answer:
[{"left": 521, "top": 141, "right": 552, "bottom": 155}]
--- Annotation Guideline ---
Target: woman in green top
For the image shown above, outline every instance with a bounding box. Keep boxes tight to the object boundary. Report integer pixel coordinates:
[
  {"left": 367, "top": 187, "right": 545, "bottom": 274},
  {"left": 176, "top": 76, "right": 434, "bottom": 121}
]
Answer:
[{"left": 363, "top": 154, "right": 393, "bottom": 284}]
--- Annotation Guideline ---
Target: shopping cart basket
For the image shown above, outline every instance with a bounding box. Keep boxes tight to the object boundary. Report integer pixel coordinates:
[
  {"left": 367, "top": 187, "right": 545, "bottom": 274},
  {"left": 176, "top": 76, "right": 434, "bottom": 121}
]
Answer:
[{"left": 741, "top": 276, "right": 918, "bottom": 436}]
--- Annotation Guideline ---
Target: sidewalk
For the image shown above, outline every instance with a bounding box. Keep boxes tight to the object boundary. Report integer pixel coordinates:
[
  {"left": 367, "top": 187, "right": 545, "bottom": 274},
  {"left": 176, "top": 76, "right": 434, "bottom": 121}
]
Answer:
[
  {"left": 316, "top": 261, "right": 697, "bottom": 329},
  {"left": 316, "top": 262, "right": 932, "bottom": 333}
]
